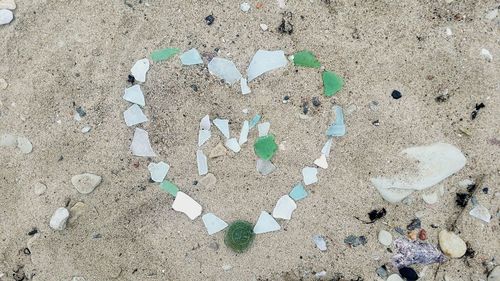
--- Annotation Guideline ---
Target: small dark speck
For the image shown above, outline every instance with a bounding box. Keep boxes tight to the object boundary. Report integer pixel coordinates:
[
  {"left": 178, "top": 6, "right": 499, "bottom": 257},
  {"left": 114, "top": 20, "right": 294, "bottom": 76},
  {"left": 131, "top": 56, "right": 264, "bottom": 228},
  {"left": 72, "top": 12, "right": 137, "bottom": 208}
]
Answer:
[
  {"left": 193, "top": 180, "right": 198, "bottom": 186},
  {"left": 23, "top": 248, "right": 31, "bottom": 255},
  {"left": 27, "top": 228, "right": 38, "bottom": 236},
  {"left": 205, "top": 15, "right": 215, "bottom": 25},
  {"left": 391, "top": 90, "right": 402, "bottom": 99},
  {"left": 482, "top": 187, "right": 488, "bottom": 194},
  {"left": 58, "top": 156, "right": 64, "bottom": 161},
  {"left": 191, "top": 84, "right": 199, "bottom": 92},
  {"left": 312, "top": 97, "right": 321, "bottom": 107}
]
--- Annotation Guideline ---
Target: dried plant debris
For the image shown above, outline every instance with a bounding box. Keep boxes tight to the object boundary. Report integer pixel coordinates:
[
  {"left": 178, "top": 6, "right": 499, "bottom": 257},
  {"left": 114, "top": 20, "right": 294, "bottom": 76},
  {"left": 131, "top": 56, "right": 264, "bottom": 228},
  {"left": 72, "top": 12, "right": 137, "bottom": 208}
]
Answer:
[
  {"left": 278, "top": 12, "right": 293, "bottom": 34},
  {"left": 471, "top": 102, "right": 485, "bottom": 120},
  {"left": 392, "top": 237, "right": 446, "bottom": 268},
  {"left": 355, "top": 208, "right": 386, "bottom": 224}
]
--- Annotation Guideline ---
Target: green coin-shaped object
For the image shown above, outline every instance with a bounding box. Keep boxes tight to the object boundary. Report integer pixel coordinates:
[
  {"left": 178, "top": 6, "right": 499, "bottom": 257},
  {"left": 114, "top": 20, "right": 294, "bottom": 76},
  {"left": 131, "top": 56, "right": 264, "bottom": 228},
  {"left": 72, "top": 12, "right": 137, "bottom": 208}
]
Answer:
[{"left": 224, "top": 220, "right": 255, "bottom": 253}]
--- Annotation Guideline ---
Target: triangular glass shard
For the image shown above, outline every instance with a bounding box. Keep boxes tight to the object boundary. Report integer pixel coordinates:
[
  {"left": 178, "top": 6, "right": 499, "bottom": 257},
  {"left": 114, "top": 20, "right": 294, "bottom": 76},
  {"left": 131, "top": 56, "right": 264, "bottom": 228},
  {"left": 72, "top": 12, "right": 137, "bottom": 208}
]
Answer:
[
  {"left": 302, "top": 167, "right": 318, "bottom": 185},
  {"left": 180, "top": 48, "right": 203, "bottom": 65},
  {"left": 313, "top": 235, "right": 327, "bottom": 251},
  {"left": 469, "top": 205, "right": 491, "bottom": 223},
  {"left": 240, "top": 78, "right": 251, "bottom": 95},
  {"left": 130, "top": 128, "right": 156, "bottom": 157},
  {"left": 213, "top": 118, "right": 230, "bottom": 138},
  {"left": 196, "top": 150, "right": 208, "bottom": 175},
  {"left": 200, "top": 115, "right": 211, "bottom": 130},
  {"left": 272, "top": 195, "right": 297, "bottom": 220},
  {"left": 322, "top": 70, "right": 344, "bottom": 97},
  {"left": 239, "top": 121, "right": 249, "bottom": 145},
  {"left": 172, "top": 191, "right": 202, "bottom": 220},
  {"left": 202, "top": 213, "right": 229, "bottom": 235},
  {"left": 289, "top": 183, "right": 308, "bottom": 201},
  {"left": 131, "top": 58, "right": 150, "bottom": 83},
  {"left": 151, "top": 47, "right": 180, "bottom": 62},
  {"left": 123, "top": 85, "right": 145, "bottom": 106},
  {"left": 225, "top": 138, "right": 241, "bottom": 153},
  {"left": 148, "top": 161, "right": 170, "bottom": 183},
  {"left": 123, "top": 104, "right": 148, "bottom": 126},
  {"left": 326, "top": 106, "right": 346, "bottom": 137},
  {"left": 293, "top": 50, "right": 321, "bottom": 68},
  {"left": 256, "top": 159, "right": 276, "bottom": 176},
  {"left": 258, "top": 122, "right": 270, "bottom": 137},
  {"left": 198, "top": 130, "right": 211, "bottom": 147},
  {"left": 253, "top": 211, "right": 281, "bottom": 234},
  {"left": 314, "top": 154, "right": 328, "bottom": 169},
  {"left": 321, "top": 138, "right": 333, "bottom": 157},
  {"left": 247, "top": 50, "right": 288, "bottom": 82},
  {"left": 208, "top": 57, "right": 242, "bottom": 85}
]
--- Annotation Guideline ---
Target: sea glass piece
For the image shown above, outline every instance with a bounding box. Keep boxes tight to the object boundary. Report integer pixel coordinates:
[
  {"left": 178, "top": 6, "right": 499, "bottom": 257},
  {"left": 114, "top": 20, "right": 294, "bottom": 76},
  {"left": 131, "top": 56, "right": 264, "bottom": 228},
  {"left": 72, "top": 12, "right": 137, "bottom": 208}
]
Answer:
[
  {"left": 225, "top": 138, "right": 241, "bottom": 153},
  {"left": 293, "top": 50, "right": 321, "bottom": 68},
  {"left": 208, "top": 57, "right": 242, "bottom": 85},
  {"left": 326, "top": 106, "right": 346, "bottom": 137},
  {"left": 289, "top": 183, "right": 308, "bottom": 201},
  {"left": 256, "top": 159, "right": 276, "bottom": 176},
  {"left": 302, "top": 167, "right": 318, "bottom": 185},
  {"left": 130, "top": 128, "right": 156, "bottom": 157},
  {"left": 200, "top": 115, "right": 211, "bottom": 130},
  {"left": 160, "top": 180, "right": 179, "bottom": 197},
  {"left": 148, "top": 161, "right": 170, "bottom": 183},
  {"left": 151, "top": 47, "right": 180, "bottom": 62},
  {"left": 131, "top": 58, "right": 150, "bottom": 83},
  {"left": 314, "top": 154, "right": 328, "bottom": 169},
  {"left": 123, "top": 85, "right": 145, "bottom": 106},
  {"left": 253, "top": 211, "right": 280, "bottom": 234},
  {"left": 257, "top": 122, "right": 270, "bottom": 137},
  {"left": 213, "top": 118, "right": 230, "bottom": 138},
  {"left": 272, "top": 195, "right": 297, "bottom": 220},
  {"left": 240, "top": 78, "right": 251, "bottom": 95},
  {"left": 247, "top": 50, "right": 288, "bottom": 82},
  {"left": 198, "top": 130, "right": 211, "bottom": 146},
  {"left": 313, "top": 235, "right": 327, "bottom": 251},
  {"left": 249, "top": 114, "right": 261, "bottom": 128},
  {"left": 172, "top": 191, "right": 202, "bottom": 220},
  {"left": 321, "top": 138, "right": 333, "bottom": 157},
  {"left": 469, "top": 204, "right": 491, "bottom": 223},
  {"left": 196, "top": 150, "right": 208, "bottom": 175},
  {"left": 123, "top": 104, "right": 148, "bottom": 126},
  {"left": 322, "top": 70, "right": 344, "bottom": 97},
  {"left": 180, "top": 48, "right": 203, "bottom": 65},
  {"left": 224, "top": 221, "right": 255, "bottom": 253},
  {"left": 238, "top": 121, "right": 249, "bottom": 145},
  {"left": 254, "top": 135, "right": 278, "bottom": 160},
  {"left": 202, "top": 213, "right": 229, "bottom": 235}
]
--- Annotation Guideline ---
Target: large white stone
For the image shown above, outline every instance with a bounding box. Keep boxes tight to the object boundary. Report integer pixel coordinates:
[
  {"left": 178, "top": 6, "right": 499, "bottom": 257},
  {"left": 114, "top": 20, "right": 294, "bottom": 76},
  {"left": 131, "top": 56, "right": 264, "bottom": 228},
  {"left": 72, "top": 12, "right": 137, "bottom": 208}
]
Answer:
[
  {"left": 172, "top": 192, "right": 202, "bottom": 220},
  {"left": 378, "top": 230, "right": 392, "bottom": 246},
  {"left": 49, "top": 207, "right": 70, "bottom": 231},
  {"left": 439, "top": 230, "right": 467, "bottom": 258},
  {"left": 0, "top": 9, "right": 13, "bottom": 25}
]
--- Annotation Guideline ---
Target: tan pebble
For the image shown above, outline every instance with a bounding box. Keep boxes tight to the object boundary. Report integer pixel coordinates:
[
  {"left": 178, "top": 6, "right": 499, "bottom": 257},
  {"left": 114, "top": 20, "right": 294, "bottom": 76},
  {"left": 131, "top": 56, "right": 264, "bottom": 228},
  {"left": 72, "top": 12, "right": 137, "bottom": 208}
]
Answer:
[
  {"left": 33, "top": 182, "right": 46, "bottom": 195},
  {"left": 439, "top": 230, "right": 467, "bottom": 258},
  {"left": 408, "top": 230, "right": 417, "bottom": 240},
  {"left": 209, "top": 142, "right": 227, "bottom": 159},
  {"left": 199, "top": 173, "right": 217, "bottom": 188},
  {"left": 68, "top": 202, "right": 87, "bottom": 225}
]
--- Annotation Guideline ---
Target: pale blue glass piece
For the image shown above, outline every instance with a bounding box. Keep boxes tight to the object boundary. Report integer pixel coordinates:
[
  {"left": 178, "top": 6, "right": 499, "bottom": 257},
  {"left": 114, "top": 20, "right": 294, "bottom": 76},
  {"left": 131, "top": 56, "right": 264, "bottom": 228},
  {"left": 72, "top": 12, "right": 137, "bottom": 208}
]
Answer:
[
  {"left": 247, "top": 50, "right": 288, "bottom": 82},
  {"left": 202, "top": 213, "right": 228, "bottom": 235},
  {"left": 289, "top": 183, "right": 308, "bottom": 201},
  {"left": 208, "top": 57, "right": 242, "bottom": 85},
  {"left": 180, "top": 48, "right": 203, "bottom": 65},
  {"left": 253, "top": 211, "right": 280, "bottom": 234},
  {"left": 326, "top": 106, "right": 346, "bottom": 137},
  {"left": 249, "top": 114, "right": 261, "bottom": 128}
]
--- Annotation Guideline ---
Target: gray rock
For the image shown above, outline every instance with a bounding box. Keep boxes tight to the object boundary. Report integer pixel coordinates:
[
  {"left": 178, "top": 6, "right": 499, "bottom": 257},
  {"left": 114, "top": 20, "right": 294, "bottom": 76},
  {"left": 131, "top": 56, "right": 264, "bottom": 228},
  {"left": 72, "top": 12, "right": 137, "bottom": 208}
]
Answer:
[
  {"left": 71, "top": 173, "right": 102, "bottom": 194},
  {"left": 49, "top": 207, "right": 69, "bottom": 230}
]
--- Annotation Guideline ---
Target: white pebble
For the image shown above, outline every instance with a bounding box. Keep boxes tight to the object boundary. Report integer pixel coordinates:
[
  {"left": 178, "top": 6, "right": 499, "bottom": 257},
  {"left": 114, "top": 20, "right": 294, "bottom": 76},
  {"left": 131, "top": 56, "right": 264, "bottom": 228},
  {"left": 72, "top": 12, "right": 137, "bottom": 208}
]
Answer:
[
  {"left": 0, "top": 9, "right": 13, "bottom": 25},
  {"left": 81, "top": 126, "right": 91, "bottom": 133},
  {"left": 71, "top": 173, "right": 102, "bottom": 194},
  {"left": 33, "top": 182, "right": 47, "bottom": 195},
  {"left": 378, "top": 230, "right": 393, "bottom": 246},
  {"left": 439, "top": 230, "right": 467, "bottom": 258},
  {"left": 0, "top": 78, "right": 7, "bottom": 89},
  {"left": 49, "top": 207, "right": 70, "bottom": 231}
]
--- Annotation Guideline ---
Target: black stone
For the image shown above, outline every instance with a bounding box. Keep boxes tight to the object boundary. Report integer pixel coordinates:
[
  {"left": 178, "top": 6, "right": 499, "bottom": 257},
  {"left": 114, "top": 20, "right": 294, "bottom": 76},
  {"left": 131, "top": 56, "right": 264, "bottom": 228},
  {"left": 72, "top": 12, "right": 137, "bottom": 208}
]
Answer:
[
  {"left": 391, "top": 90, "right": 402, "bottom": 99},
  {"left": 205, "top": 15, "right": 215, "bottom": 25},
  {"left": 312, "top": 97, "right": 321, "bottom": 107},
  {"left": 399, "top": 267, "right": 419, "bottom": 280},
  {"left": 407, "top": 218, "right": 421, "bottom": 231},
  {"left": 283, "top": 95, "right": 290, "bottom": 101}
]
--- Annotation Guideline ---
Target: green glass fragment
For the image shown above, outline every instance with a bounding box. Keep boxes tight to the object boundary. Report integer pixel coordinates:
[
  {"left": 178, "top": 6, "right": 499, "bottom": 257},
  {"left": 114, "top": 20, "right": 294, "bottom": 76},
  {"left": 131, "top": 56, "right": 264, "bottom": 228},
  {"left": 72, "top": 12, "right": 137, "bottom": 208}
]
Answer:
[
  {"left": 151, "top": 48, "right": 180, "bottom": 62},
  {"left": 293, "top": 50, "right": 321, "bottom": 68},
  {"left": 322, "top": 70, "right": 344, "bottom": 97},
  {"left": 253, "top": 134, "right": 278, "bottom": 161},
  {"left": 224, "top": 220, "right": 255, "bottom": 253},
  {"left": 160, "top": 180, "right": 179, "bottom": 197}
]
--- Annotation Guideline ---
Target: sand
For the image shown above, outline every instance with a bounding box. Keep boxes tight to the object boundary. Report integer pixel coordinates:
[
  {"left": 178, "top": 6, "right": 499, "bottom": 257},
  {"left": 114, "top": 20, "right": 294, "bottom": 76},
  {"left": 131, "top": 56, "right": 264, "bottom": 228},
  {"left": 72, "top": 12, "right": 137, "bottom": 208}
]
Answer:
[{"left": 0, "top": 0, "right": 499, "bottom": 280}]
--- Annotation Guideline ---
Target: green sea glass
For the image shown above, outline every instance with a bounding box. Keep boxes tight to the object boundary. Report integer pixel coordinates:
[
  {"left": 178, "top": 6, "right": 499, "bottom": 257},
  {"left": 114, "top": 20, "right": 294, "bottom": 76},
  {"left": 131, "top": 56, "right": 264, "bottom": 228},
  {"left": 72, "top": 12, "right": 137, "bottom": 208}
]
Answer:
[
  {"left": 224, "top": 220, "right": 255, "bottom": 253},
  {"left": 151, "top": 48, "right": 180, "bottom": 62},
  {"left": 254, "top": 134, "right": 277, "bottom": 160},
  {"left": 293, "top": 50, "right": 321, "bottom": 68},
  {"left": 322, "top": 70, "right": 344, "bottom": 97},
  {"left": 160, "top": 180, "right": 179, "bottom": 197}
]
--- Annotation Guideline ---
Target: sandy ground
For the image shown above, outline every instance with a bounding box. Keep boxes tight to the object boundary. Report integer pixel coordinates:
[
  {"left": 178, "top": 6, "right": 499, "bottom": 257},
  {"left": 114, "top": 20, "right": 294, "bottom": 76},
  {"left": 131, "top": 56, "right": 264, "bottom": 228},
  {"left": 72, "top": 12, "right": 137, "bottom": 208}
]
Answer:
[{"left": 0, "top": 0, "right": 499, "bottom": 280}]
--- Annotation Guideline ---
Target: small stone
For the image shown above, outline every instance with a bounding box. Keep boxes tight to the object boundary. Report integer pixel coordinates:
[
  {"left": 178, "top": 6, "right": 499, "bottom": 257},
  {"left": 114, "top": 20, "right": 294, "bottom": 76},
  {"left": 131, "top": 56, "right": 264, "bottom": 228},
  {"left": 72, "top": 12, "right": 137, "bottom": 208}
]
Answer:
[
  {"left": 0, "top": 0, "right": 16, "bottom": 10},
  {"left": 148, "top": 161, "right": 170, "bottom": 183},
  {"left": 302, "top": 167, "right": 318, "bottom": 185},
  {"left": 0, "top": 78, "right": 7, "bottom": 89},
  {"left": 313, "top": 235, "right": 327, "bottom": 251},
  {"left": 272, "top": 195, "right": 297, "bottom": 220},
  {"left": 445, "top": 27, "right": 453, "bottom": 36},
  {"left": 481, "top": 48, "right": 493, "bottom": 62},
  {"left": 369, "top": 100, "right": 379, "bottom": 111},
  {"left": 399, "top": 267, "right": 419, "bottom": 281},
  {"left": 209, "top": 142, "right": 228, "bottom": 158},
  {"left": 344, "top": 235, "right": 367, "bottom": 247},
  {"left": 199, "top": 173, "right": 217, "bottom": 188},
  {"left": 202, "top": 213, "right": 228, "bottom": 235},
  {"left": 208, "top": 242, "right": 219, "bottom": 251},
  {"left": 387, "top": 274, "right": 404, "bottom": 281},
  {"left": 17, "top": 137, "right": 32, "bottom": 154},
  {"left": 418, "top": 229, "right": 427, "bottom": 240},
  {"left": 205, "top": 15, "right": 215, "bottom": 25},
  {"left": 376, "top": 266, "right": 388, "bottom": 278},
  {"left": 72, "top": 277, "right": 86, "bottom": 281},
  {"left": 256, "top": 158, "right": 276, "bottom": 175},
  {"left": 313, "top": 154, "right": 328, "bottom": 169},
  {"left": 378, "top": 230, "right": 393, "bottom": 246},
  {"left": 407, "top": 230, "right": 417, "bottom": 240},
  {"left": 253, "top": 211, "right": 280, "bottom": 234},
  {"left": 391, "top": 90, "right": 402, "bottom": 99},
  {"left": 33, "top": 182, "right": 47, "bottom": 195},
  {"left": 222, "top": 265, "right": 232, "bottom": 271},
  {"left": 259, "top": 23, "right": 268, "bottom": 31},
  {"left": 172, "top": 191, "right": 202, "bottom": 220},
  {"left": 68, "top": 202, "right": 87, "bottom": 225},
  {"left": 439, "top": 230, "right": 467, "bottom": 258},
  {"left": 240, "top": 2, "right": 250, "bottom": 12},
  {"left": 0, "top": 9, "right": 13, "bottom": 25},
  {"left": 488, "top": 266, "right": 500, "bottom": 281},
  {"left": 315, "top": 271, "right": 326, "bottom": 279},
  {"left": 407, "top": 218, "right": 421, "bottom": 231},
  {"left": 49, "top": 207, "right": 70, "bottom": 231},
  {"left": 71, "top": 173, "right": 102, "bottom": 194}
]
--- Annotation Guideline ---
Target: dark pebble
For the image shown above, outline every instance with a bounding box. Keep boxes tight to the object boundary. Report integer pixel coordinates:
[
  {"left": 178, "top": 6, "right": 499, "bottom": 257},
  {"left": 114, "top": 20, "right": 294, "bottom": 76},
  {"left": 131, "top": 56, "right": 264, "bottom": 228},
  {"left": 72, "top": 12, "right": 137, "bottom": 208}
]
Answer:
[
  {"left": 391, "top": 90, "right": 402, "bottom": 99},
  {"left": 407, "top": 218, "right": 421, "bottom": 231},
  {"left": 27, "top": 228, "right": 38, "bottom": 236},
  {"left": 205, "top": 15, "right": 215, "bottom": 25},
  {"left": 191, "top": 84, "right": 199, "bottom": 92},
  {"left": 372, "top": 120, "right": 380, "bottom": 126},
  {"left": 368, "top": 208, "right": 386, "bottom": 222},
  {"left": 302, "top": 104, "right": 309, "bottom": 114},
  {"left": 312, "top": 97, "right": 321, "bottom": 107},
  {"left": 148, "top": 178, "right": 155, "bottom": 183},
  {"left": 399, "top": 267, "right": 419, "bottom": 280},
  {"left": 482, "top": 187, "right": 488, "bottom": 194},
  {"left": 283, "top": 95, "right": 290, "bottom": 101}
]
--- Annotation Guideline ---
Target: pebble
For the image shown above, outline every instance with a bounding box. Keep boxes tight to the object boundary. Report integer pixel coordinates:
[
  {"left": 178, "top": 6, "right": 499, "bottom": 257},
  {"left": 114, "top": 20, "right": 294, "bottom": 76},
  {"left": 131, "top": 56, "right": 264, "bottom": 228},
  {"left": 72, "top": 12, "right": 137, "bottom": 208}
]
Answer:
[
  {"left": 488, "top": 266, "right": 500, "bottom": 281},
  {"left": 205, "top": 15, "right": 215, "bottom": 25},
  {"left": 0, "top": 9, "right": 13, "bottom": 25},
  {"left": 368, "top": 100, "right": 379, "bottom": 111},
  {"left": 313, "top": 154, "right": 328, "bottom": 169},
  {"left": 68, "top": 202, "right": 87, "bottom": 225},
  {"left": 387, "top": 274, "right": 404, "bottom": 281},
  {"left": 418, "top": 229, "right": 427, "bottom": 240},
  {"left": 391, "top": 90, "right": 402, "bottom": 99},
  {"left": 71, "top": 173, "right": 102, "bottom": 194},
  {"left": 240, "top": 2, "right": 250, "bottom": 12},
  {"left": 199, "top": 173, "right": 217, "bottom": 188},
  {"left": 438, "top": 230, "right": 467, "bottom": 258},
  {"left": 259, "top": 23, "right": 268, "bottom": 31},
  {"left": 49, "top": 207, "right": 70, "bottom": 230},
  {"left": 0, "top": 78, "right": 7, "bottom": 89},
  {"left": 33, "top": 182, "right": 47, "bottom": 195},
  {"left": 378, "top": 230, "right": 393, "bottom": 246},
  {"left": 17, "top": 136, "right": 32, "bottom": 154},
  {"left": 130, "top": 58, "right": 150, "bottom": 83},
  {"left": 407, "top": 218, "right": 421, "bottom": 230},
  {"left": 209, "top": 142, "right": 228, "bottom": 158},
  {"left": 399, "top": 267, "right": 419, "bottom": 281},
  {"left": 272, "top": 195, "right": 297, "bottom": 220},
  {"left": 313, "top": 235, "right": 327, "bottom": 251},
  {"left": 0, "top": 0, "right": 15, "bottom": 10}
]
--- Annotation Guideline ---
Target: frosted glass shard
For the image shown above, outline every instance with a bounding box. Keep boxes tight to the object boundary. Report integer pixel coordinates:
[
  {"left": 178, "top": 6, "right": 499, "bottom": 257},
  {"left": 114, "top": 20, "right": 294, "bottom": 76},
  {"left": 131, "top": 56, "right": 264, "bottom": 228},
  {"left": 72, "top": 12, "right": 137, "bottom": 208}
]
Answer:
[
  {"left": 202, "top": 213, "right": 229, "bottom": 235},
  {"left": 326, "top": 106, "right": 346, "bottom": 137},
  {"left": 200, "top": 115, "right": 211, "bottom": 130},
  {"left": 123, "top": 104, "right": 148, "bottom": 126},
  {"left": 123, "top": 85, "right": 145, "bottom": 106},
  {"left": 238, "top": 121, "right": 249, "bottom": 145},
  {"left": 371, "top": 143, "right": 466, "bottom": 192},
  {"left": 256, "top": 159, "right": 276, "bottom": 175},
  {"left": 131, "top": 128, "right": 156, "bottom": 157},
  {"left": 302, "top": 167, "right": 318, "bottom": 185},
  {"left": 148, "top": 161, "right": 170, "bottom": 183},
  {"left": 0, "top": 133, "right": 17, "bottom": 147},
  {"left": 213, "top": 118, "right": 230, "bottom": 138},
  {"left": 131, "top": 58, "right": 150, "bottom": 83},
  {"left": 469, "top": 205, "right": 491, "bottom": 223},
  {"left": 241, "top": 78, "right": 251, "bottom": 95},
  {"left": 272, "top": 195, "right": 297, "bottom": 220},
  {"left": 196, "top": 149, "right": 208, "bottom": 175},
  {"left": 481, "top": 48, "right": 493, "bottom": 62},
  {"left": 225, "top": 138, "right": 241, "bottom": 153},
  {"left": 198, "top": 130, "right": 211, "bottom": 147},
  {"left": 258, "top": 122, "right": 270, "bottom": 137},
  {"left": 249, "top": 114, "right": 261, "bottom": 128},
  {"left": 253, "top": 211, "right": 280, "bottom": 234},
  {"left": 376, "top": 186, "right": 414, "bottom": 203},
  {"left": 208, "top": 57, "right": 242, "bottom": 85},
  {"left": 172, "top": 191, "right": 202, "bottom": 220},
  {"left": 247, "top": 50, "right": 288, "bottom": 82},
  {"left": 289, "top": 183, "right": 308, "bottom": 201},
  {"left": 314, "top": 154, "right": 328, "bottom": 169},
  {"left": 321, "top": 138, "right": 333, "bottom": 157},
  {"left": 313, "top": 235, "right": 327, "bottom": 251},
  {"left": 180, "top": 48, "right": 203, "bottom": 65}
]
